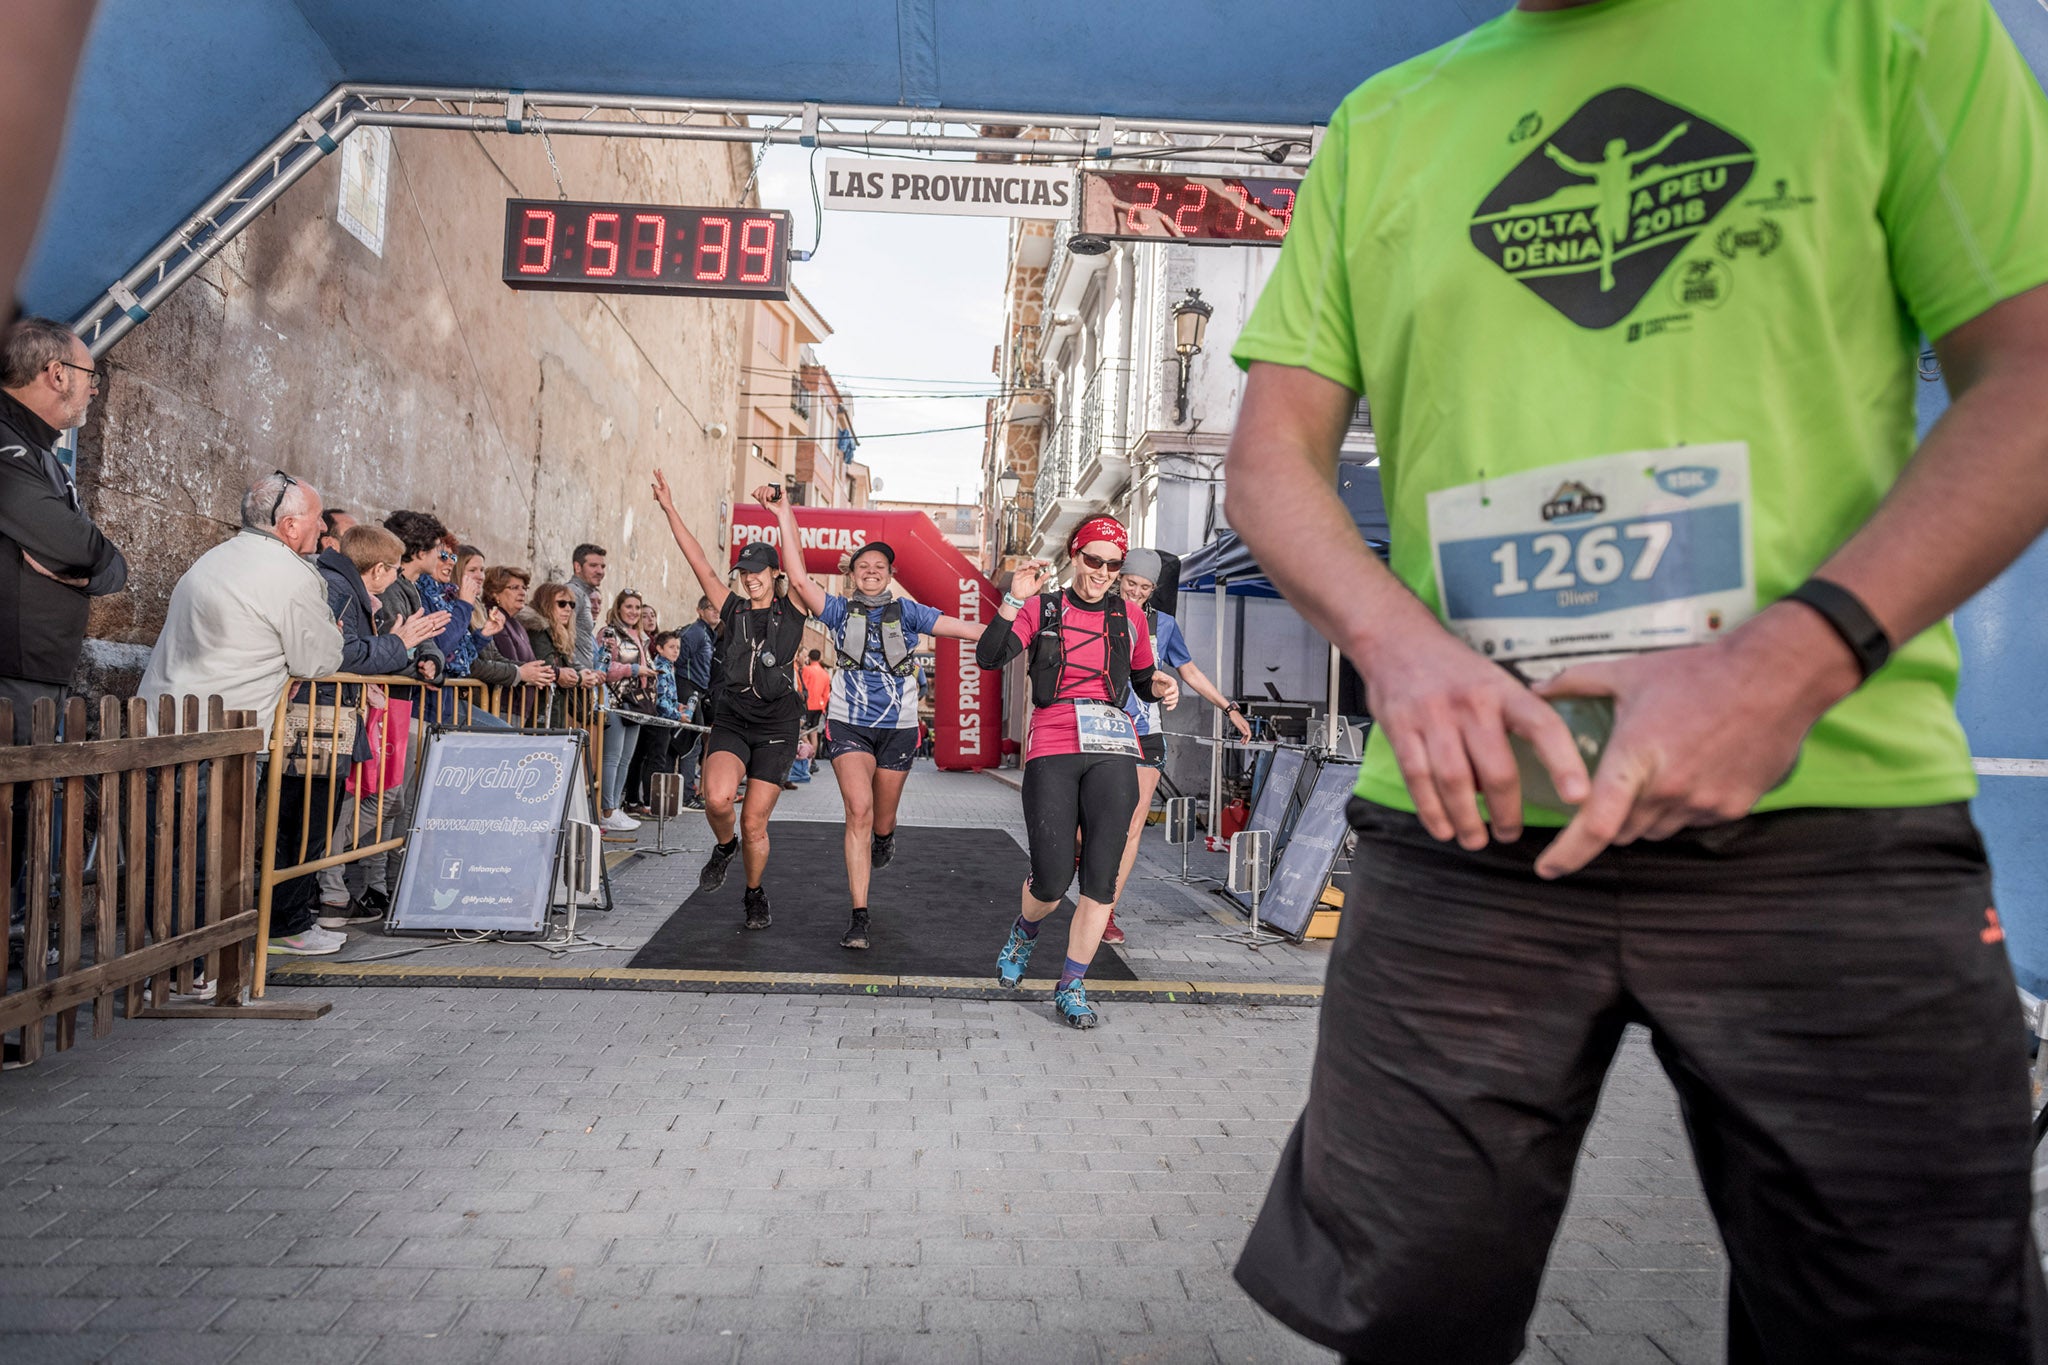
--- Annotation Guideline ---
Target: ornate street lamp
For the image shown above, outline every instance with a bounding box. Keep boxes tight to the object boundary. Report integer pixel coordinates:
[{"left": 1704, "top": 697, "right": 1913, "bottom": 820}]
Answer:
[{"left": 1172, "top": 288, "right": 1214, "bottom": 425}]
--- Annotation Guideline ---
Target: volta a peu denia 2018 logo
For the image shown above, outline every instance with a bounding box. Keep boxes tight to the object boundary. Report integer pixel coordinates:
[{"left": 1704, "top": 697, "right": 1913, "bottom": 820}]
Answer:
[{"left": 1470, "top": 87, "right": 1755, "bottom": 330}]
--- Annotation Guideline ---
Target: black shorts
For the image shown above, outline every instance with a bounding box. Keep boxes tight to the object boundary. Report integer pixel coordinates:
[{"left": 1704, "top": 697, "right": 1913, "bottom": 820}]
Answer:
[
  {"left": 823, "top": 721, "right": 918, "bottom": 772},
  {"left": 1136, "top": 733, "right": 1167, "bottom": 768},
  {"left": 1236, "top": 799, "right": 2045, "bottom": 1363},
  {"left": 704, "top": 720, "right": 800, "bottom": 785},
  {"left": 804, "top": 707, "right": 825, "bottom": 731}
]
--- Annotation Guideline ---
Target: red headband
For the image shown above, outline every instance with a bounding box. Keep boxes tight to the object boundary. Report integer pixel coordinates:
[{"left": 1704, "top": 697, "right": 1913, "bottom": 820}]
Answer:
[{"left": 1068, "top": 516, "right": 1128, "bottom": 558}]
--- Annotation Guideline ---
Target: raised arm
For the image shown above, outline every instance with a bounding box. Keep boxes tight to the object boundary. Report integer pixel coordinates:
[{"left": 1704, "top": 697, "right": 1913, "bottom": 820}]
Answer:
[
  {"left": 753, "top": 484, "right": 828, "bottom": 617},
  {"left": 1175, "top": 659, "right": 1252, "bottom": 741},
  {"left": 930, "top": 615, "right": 987, "bottom": 642},
  {"left": 652, "top": 469, "right": 730, "bottom": 612}
]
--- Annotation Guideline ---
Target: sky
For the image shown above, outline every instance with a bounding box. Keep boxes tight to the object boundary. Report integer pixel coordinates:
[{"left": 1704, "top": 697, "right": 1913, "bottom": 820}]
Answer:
[{"left": 752, "top": 146, "right": 1011, "bottom": 507}]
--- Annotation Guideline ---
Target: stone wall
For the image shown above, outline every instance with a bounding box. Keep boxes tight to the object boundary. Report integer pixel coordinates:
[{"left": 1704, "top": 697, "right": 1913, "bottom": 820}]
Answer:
[{"left": 73, "top": 125, "right": 757, "bottom": 694}]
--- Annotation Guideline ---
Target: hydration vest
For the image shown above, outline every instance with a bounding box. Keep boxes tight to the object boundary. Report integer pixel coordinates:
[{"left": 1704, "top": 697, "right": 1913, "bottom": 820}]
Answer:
[
  {"left": 716, "top": 595, "right": 806, "bottom": 704},
  {"left": 1028, "top": 589, "right": 1131, "bottom": 710},
  {"left": 837, "top": 598, "right": 916, "bottom": 677}
]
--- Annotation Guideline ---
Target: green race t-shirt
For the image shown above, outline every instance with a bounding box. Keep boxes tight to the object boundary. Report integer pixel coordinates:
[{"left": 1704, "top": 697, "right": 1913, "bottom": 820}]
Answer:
[{"left": 1235, "top": 0, "right": 2048, "bottom": 822}]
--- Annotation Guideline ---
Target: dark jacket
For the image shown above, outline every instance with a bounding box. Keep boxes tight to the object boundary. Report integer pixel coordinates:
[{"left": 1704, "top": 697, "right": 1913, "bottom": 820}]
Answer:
[
  {"left": 0, "top": 389, "right": 128, "bottom": 684},
  {"left": 316, "top": 548, "right": 415, "bottom": 679},
  {"left": 679, "top": 618, "right": 715, "bottom": 692}
]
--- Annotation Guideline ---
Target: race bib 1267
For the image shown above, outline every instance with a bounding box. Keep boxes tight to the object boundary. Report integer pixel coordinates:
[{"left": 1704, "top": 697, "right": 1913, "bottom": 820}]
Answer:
[{"left": 1427, "top": 442, "right": 1755, "bottom": 681}]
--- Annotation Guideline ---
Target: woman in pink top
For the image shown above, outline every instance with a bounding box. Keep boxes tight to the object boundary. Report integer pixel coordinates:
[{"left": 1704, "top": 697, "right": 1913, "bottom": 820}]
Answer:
[{"left": 974, "top": 515, "right": 1179, "bottom": 1028}]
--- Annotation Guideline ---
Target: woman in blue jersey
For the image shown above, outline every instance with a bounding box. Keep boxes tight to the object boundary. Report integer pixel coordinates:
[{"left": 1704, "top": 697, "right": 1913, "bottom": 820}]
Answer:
[
  {"left": 1103, "top": 549, "right": 1253, "bottom": 944},
  {"left": 818, "top": 540, "right": 986, "bottom": 951}
]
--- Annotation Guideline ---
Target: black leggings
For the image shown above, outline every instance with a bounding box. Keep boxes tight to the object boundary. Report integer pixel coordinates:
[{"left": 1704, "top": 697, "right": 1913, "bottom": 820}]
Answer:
[{"left": 1021, "top": 751, "right": 1139, "bottom": 904}]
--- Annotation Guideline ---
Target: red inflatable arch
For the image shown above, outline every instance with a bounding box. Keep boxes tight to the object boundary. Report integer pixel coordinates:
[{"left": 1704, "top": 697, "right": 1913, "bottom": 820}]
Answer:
[{"left": 729, "top": 505, "right": 1001, "bottom": 771}]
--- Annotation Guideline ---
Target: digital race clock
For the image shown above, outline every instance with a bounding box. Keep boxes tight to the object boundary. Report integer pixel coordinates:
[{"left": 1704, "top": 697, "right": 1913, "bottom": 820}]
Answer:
[
  {"left": 501, "top": 199, "right": 792, "bottom": 299},
  {"left": 1076, "top": 172, "right": 1299, "bottom": 246}
]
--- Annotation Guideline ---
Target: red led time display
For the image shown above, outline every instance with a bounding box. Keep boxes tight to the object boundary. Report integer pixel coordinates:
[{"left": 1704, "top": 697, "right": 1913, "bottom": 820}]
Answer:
[
  {"left": 1077, "top": 172, "right": 1299, "bottom": 246},
  {"left": 501, "top": 199, "right": 792, "bottom": 299}
]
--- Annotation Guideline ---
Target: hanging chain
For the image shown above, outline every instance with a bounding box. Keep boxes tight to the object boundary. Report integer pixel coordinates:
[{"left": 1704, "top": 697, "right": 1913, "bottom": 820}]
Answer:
[{"left": 540, "top": 125, "right": 569, "bottom": 200}]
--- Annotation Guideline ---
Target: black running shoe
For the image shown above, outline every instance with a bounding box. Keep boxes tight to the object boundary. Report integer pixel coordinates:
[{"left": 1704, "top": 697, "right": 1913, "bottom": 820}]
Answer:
[
  {"left": 840, "top": 909, "right": 871, "bottom": 951},
  {"left": 871, "top": 831, "right": 897, "bottom": 870},
  {"left": 698, "top": 838, "right": 739, "bottom": 894},
  {"left": 743, "top": 885, "right": 772, "bottom": 931}
]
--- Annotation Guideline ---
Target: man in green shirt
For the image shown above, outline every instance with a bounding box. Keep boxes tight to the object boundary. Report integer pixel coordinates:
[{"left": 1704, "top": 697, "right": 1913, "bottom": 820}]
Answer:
[{"left": 1225, "top": 0, "right": 2048, "bottom": 1358}]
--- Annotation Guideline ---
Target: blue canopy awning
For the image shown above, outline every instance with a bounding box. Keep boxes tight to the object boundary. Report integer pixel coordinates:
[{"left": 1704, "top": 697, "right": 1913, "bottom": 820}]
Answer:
[{"left": 1181, "top": 463, "right": 1388, "bottom": 596}]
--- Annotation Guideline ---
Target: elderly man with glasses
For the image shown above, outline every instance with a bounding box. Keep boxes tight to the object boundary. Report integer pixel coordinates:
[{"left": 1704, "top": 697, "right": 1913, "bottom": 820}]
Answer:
[
  {"left": 0, "top": 315, "right": 128, "bottom": 744},
  {"left": 138, "top": 470, "right": 345, "bottom": 956}
]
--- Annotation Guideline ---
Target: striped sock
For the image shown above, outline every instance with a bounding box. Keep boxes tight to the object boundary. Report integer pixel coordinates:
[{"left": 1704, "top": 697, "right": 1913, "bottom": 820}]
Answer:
[
  {"left": 1015, "top": 914, "right": 1041, "bottom": 940},
  {"left": 1059, "top": 957, "right": 1088, "bottom": 990}
]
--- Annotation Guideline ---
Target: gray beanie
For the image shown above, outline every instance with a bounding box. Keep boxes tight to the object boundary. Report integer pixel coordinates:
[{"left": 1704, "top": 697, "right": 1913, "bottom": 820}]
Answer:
[{"left": 1122, "top": 548, "right": 1163, "bottom": 584}]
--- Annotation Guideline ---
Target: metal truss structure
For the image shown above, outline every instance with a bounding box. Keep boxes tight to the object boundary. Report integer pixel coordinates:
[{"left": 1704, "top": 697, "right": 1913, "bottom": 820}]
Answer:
[{"left": 72, "top": 86, "right": 1322, "bottom": 356}]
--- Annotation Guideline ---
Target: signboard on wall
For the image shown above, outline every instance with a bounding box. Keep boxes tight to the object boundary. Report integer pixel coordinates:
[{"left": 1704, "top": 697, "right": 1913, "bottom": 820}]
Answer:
[{"left": 821, "top": 157, "right": 1073, "bottom": 219}]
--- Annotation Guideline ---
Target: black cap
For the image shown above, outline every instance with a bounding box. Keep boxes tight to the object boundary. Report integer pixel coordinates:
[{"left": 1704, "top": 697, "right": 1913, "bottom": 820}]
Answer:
[
  {"left": 850, "top": 541, "right": 894, "bottom": 566},
  {"left": 734, "top": 542, "right": 781, "bottom": 573}
]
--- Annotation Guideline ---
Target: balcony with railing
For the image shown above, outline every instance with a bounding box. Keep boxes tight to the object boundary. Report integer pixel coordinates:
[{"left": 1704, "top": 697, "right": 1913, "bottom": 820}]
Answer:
[
  {"left": 791, "top": 374, "right": 814, "bottom": 421},
  {"left": 1073, "top": 361, "right": 1132, "bottom": 499}
]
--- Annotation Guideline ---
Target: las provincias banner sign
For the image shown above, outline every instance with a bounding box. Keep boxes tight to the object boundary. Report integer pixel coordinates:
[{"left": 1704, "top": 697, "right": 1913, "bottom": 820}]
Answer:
[{"left": 821, "top": 157, "right": 1073, "bottom": 220}]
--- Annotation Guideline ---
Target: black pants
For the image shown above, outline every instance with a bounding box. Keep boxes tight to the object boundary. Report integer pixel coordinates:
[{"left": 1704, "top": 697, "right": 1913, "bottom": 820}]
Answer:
[
  {"left": 625, "top": 725, "right": 681, "bottom": 806},
  {"left": 1020, "top": 751, "right": 1139, "bottom": 904},
  {"left": 1237, "top": 799, "right": 2046, "bottom": 1364},
  {"left": 264, "top": 766, "right": 333, "bottom": 939}
]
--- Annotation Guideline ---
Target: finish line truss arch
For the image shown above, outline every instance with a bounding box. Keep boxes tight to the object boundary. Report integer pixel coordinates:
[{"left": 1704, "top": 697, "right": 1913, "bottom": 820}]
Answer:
[{"left": 71, "top": 85, "right": 1324, "bottom": 356}]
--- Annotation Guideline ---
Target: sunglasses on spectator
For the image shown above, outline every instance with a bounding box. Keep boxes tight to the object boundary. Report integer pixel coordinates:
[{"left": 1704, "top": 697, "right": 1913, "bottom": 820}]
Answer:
[
  {"left": 1076, "top": 550, "right": 1124, "bottom": 572},
  {"left": 436, "top": 549, "right": 457, "bottom": 563},
  {"left": 266, "top": 470, "right": 299, "bottom": 524}
]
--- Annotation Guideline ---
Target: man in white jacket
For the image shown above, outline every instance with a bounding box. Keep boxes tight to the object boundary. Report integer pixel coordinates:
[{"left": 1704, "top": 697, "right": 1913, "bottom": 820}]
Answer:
[{"left": 139, "top": 471, "right": 344, "bottom": 955}]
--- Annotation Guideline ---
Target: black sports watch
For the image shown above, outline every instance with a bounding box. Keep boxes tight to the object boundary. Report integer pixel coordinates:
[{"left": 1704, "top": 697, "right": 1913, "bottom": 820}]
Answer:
[{"left": 1782, "top": 577, "right": 1892, "bottom": 681}]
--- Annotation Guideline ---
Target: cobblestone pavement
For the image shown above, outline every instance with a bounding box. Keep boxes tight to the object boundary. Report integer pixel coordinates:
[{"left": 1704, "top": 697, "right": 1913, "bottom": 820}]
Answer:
[{"left": 0, "top": 983, "right": 1736, "bottom": 1364}]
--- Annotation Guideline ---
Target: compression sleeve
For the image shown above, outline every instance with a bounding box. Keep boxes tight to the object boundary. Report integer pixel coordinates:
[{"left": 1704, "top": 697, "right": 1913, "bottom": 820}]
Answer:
[{"left": 977, "top": 596, "right": 1037, "bottom": 670}]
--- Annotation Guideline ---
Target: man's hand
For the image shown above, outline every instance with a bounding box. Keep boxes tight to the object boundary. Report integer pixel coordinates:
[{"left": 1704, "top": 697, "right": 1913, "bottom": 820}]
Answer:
[
  {"left": 22, "top": 551, "right": 87, "bottom": 588},
  {"left": 1366, "top": 615, "right": 1591, "bottom": 849},
  {"left": 1530, "top": 604, "right": 1860, "bottom": 879},
  {"left": 1149, "top": 673, "right": 1181, "bottom": 710},
  {"left": 416, "top": 657, "right": 440, "bottom": 683}
]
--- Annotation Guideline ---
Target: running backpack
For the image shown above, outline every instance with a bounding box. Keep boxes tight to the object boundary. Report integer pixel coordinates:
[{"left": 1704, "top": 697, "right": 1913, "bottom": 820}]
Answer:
[
  {"left": 837, "top": 598, "right": 916, "bottom": 677},
  {"left": 1028, "top": 589, "right": 1131, "bottom": 709},
  {"left": 715, "top": 595, "right": 806, "bottom": 704}
]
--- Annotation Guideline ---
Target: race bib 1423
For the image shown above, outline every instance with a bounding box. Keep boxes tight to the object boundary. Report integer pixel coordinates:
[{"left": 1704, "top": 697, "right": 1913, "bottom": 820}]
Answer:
[{"left": 1427, "top": 442, "right": 1755, "bottom": 681}]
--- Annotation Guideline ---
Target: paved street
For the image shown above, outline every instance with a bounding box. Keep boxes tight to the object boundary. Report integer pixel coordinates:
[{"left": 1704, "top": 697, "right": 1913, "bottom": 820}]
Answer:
[
  {"left": 18, "top": 767, "right": 2047, "bottom": 1363},
  {"left": 1, "top": 988, "right": 1722, "bottom": 1365}
]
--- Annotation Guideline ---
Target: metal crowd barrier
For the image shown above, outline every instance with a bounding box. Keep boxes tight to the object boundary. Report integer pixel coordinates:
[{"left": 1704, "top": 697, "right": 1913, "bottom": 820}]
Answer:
[{"left": 253, "top": 672, "right": 608, "bottom": 994}]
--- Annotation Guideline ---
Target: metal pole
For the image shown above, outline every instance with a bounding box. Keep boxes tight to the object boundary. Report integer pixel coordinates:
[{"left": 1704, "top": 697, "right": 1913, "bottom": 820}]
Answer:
[
  {"left": 1325, "top": 641, "right": 1341, "bottom": 751},
  {"left": 1209, "top": 576, "right": 1227, "bottom": 837}
]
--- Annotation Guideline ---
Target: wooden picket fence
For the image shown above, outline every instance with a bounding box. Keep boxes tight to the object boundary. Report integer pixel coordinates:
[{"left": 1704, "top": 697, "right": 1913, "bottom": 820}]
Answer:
[{"left": 0, "top": 694, "right": 334, "bottom": 1069}]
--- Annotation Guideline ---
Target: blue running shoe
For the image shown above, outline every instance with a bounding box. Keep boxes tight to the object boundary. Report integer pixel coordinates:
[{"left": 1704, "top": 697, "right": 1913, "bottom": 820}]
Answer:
[
  {"left": 1053, "top": 980, "right": 1098, "bottom": 1029},
  {"left": 996, "top": 924, "right": 1037, "bottom": 988}
]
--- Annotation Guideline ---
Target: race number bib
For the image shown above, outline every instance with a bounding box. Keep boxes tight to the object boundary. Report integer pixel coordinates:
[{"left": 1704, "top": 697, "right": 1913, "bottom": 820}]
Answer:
[
  {"left": 1427, "top": 443, "right": 1755, "bottom": 682},
  {"left": 1074, "top": 701, "right": 1142, "bottom": 757}
]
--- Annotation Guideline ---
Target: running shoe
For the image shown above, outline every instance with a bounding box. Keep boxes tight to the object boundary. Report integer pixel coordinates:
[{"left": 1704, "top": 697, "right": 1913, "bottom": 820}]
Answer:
[
  {"left": 1100, "top": 913, "right": 1126, "bottom": 946},
  {"left": 743, "top": 886, "right": 773, "bottom": 930},
  {"left": 359, "top": 886, "right": 391, "bottom": 917},
  {"left": 996, "top": 923, "right": 1037, "bottom": 988},
  {"left": 268, "top": 930, "right": 342, "bottom": 957},
  {"left": 871, "top": 831, "right": 897, "bottom": 870},
  {"left": 317, "top": 898, "right": 383, "bottom": 929},
  {"left": 600, "top": 809, "right": 641, "bottom": 832},
  {"left": 1053, "top": 980, "right": 1099, "bottom": 1029},
  {"left": 839, "top": 909, "right": 871, "bottom": 951},
  {"left": 698, "top": 838, "right": 738, "bottom": 894}
]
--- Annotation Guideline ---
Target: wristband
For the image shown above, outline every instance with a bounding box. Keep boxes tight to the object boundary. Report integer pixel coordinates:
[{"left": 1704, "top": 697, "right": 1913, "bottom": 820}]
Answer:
[
  {"left": 1002, "top": 591, "right": 1026, "bottom": 610},
  {"left": 1783, "top": 577, "right": 1892, "bottom": 681}
]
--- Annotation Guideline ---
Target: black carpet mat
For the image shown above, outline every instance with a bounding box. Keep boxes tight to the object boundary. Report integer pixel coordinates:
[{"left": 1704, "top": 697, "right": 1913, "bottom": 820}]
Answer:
[{"left": 626, "top": 822, "right": 1136, "bottom": 980}]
